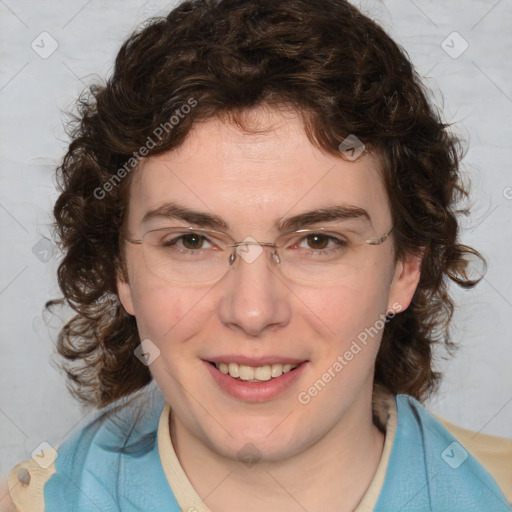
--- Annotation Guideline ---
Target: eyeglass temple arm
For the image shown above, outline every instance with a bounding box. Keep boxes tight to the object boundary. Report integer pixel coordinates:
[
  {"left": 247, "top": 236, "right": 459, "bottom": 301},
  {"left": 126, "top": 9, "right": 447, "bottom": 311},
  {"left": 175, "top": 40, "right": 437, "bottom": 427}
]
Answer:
[
  {"left": 365, "top": 227, "right": 393, "bottom": 246},
  {"left": 125, "top": 238, "right": 143, "bottom": 245}
]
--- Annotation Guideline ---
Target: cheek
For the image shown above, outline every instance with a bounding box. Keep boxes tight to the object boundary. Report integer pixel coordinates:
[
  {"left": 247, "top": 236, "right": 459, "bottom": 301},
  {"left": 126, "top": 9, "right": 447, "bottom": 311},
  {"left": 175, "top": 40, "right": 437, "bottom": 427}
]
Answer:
[
  {"left": 295, "top": 272, "right": 392, "bottom": 343},
  {"left": 293, "top": 283, "right": 390, "bottom": 420},
  {"left": 129, "top": 282, "right": 218, "bottom": 396},
  {"left": 129, "top": 277, "right": 213, "bottom": 346}
]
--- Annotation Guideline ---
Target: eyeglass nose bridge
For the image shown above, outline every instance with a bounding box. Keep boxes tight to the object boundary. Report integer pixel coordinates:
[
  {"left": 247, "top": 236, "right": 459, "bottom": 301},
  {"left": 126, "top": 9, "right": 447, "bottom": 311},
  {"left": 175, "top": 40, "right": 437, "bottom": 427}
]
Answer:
[{"left": 228, "top": 241, "right": 281, "bottom": 266}]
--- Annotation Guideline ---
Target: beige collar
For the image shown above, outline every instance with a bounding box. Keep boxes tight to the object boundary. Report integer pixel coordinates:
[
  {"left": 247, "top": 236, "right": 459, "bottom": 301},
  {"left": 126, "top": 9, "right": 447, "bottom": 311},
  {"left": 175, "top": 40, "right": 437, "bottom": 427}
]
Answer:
[{"left": 157, "top": 392, "right": 398, "bottom": 511}]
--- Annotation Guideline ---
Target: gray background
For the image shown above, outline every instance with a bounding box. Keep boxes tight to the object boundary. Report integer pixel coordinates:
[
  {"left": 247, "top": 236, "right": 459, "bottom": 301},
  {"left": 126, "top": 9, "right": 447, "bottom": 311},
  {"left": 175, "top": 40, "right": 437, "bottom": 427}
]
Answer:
[{"left": 0, "top": 0, "right": 511, "bottom": 484}]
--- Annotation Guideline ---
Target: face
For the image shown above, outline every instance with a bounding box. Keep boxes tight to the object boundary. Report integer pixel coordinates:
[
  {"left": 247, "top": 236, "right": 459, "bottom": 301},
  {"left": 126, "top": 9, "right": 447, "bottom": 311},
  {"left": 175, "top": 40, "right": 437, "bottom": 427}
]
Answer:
[{"left": 118, "top": 106, "right": 420, "bottom": 463}]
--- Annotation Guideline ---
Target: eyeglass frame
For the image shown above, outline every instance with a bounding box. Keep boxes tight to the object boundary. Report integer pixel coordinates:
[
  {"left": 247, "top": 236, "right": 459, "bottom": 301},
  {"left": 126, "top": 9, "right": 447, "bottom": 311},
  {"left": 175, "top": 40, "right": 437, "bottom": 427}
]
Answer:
[{"left": 124, "top": 225, "right": 394, "bottom": 281}]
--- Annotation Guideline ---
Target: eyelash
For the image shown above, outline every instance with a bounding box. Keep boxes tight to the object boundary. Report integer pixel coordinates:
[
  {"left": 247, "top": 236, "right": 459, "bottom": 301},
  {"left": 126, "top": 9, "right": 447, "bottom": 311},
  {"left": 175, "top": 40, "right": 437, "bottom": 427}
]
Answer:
[
  {"left": 161, "top": 233, "right": 349, "bottom": 253},
  {"left": 162, "top": 234, "right": 214, "bottom": 251}
]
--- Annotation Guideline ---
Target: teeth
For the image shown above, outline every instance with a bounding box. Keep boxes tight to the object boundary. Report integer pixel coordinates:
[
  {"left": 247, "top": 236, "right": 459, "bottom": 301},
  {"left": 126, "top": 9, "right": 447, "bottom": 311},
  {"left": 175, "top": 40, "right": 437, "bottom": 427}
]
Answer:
[
  {"left": 239, "top": 365, "right": 255, "bottom": 381},
  {"left": 215, "top": 362, "right": 299, "bottom": 381},
  {"left": 271, "top": 364, "right": 283, "bottom": 378},
  {"left": 228, "top": 362, "right": 239, "bottom": 378},
  {"left": 254, "top": 365, "right": 272, "bottom": 381}
]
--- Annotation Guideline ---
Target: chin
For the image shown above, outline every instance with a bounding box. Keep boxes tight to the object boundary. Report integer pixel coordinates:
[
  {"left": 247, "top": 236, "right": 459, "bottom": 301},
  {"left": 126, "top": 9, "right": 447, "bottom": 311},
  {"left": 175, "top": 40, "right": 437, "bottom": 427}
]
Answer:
[{"left": 200, "top": 415, "right": 315, "bottom": 463}]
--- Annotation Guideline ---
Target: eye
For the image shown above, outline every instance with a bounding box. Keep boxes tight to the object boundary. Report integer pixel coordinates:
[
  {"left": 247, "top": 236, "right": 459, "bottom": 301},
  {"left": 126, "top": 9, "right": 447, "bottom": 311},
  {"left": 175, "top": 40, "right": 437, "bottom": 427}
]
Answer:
[
  {"left": 298, "top": 233, "right": 347, "bottom": 251},
  {"left": 303, "top": 234, "right": 330, "bottom": 250},
  {"left": 162, "top": 232, "right": 212, "bottom": 250},
  {"left": 179, "top": 233, "right": 207, "bottom": 250}
]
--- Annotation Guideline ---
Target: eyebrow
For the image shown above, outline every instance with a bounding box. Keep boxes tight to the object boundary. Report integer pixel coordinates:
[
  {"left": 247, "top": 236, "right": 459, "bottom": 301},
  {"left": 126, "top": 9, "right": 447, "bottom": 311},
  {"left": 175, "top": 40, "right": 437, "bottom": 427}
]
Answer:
[
  {"left": 276, "top": 205, "right": 371, "bottom": 232},
  {"left": 141, "top": 203, "right": 228, "bottom": 230},
  {"left": 141, "top": 202, "right": 372, "bottom": 232}
]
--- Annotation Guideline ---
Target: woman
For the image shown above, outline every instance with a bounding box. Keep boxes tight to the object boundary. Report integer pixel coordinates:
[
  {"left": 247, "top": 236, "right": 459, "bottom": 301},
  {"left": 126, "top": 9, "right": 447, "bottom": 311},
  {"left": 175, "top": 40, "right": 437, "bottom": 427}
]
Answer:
[{"left": 5, "top": 0, "right": 511, "bottom": 510}]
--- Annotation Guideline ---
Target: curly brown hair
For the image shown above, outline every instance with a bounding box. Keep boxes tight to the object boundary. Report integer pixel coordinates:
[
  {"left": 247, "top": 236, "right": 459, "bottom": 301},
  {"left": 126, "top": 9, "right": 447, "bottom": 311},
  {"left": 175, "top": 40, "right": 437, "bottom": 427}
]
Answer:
[{"left": 51, "top": 0, "right": 483, "bottom": 408}]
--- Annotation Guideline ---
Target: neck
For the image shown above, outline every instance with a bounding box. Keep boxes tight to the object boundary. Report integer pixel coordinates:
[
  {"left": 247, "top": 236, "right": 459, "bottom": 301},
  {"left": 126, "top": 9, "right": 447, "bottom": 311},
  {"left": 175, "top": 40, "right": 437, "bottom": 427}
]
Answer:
[{"left": 170, "top": 386, "right": 385, "bottom": 512}]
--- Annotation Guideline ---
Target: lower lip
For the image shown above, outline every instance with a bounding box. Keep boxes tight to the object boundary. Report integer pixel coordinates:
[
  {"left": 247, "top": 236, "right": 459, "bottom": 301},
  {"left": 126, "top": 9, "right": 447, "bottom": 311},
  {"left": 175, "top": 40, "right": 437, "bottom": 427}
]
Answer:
[{"left": 203, "top": 361, "right": 308, "bottom": 402}]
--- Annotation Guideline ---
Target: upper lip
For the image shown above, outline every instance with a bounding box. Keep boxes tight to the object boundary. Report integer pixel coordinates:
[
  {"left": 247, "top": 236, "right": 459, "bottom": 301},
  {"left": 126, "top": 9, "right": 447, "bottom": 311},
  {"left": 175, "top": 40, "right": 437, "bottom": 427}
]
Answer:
[{"left": 205, "top": 355, "right": 308, "bottom": 366}]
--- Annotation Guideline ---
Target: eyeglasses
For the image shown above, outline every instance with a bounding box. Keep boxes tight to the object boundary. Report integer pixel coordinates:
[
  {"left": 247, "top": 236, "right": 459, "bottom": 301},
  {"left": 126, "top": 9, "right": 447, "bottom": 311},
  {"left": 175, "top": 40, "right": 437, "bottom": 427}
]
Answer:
[{"left": 125, "top": 225, "right": 393, "bottom": 286}]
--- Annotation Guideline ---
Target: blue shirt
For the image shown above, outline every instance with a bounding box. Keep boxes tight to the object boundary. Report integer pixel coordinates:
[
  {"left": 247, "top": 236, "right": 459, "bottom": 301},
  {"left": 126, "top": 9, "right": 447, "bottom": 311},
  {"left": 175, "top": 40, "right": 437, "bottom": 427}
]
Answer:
[{"left": 42, "top": 390, "right": 510, "bottom": 511}]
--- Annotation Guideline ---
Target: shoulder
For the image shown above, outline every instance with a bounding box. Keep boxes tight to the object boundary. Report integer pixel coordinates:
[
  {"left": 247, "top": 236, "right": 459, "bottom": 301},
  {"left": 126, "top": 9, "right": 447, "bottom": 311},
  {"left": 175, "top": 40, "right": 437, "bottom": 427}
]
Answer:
[
  {"left": 376, "top": 395, "right": 511, "bottom": 511},
  {"left": 6, "top": 386, "right": 167, "bottom": 512},
  {"left": 4, "top": 454, "right": 55, "bottom": 512},
  {"left": 438, "top": 414, "right": 512, "bottom": 505}
]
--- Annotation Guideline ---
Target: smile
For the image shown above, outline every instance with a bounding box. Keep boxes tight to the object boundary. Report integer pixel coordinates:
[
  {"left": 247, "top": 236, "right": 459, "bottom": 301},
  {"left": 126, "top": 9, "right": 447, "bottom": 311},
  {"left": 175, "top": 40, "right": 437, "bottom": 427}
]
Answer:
[
  {"left": 205, "top": 358, "right": 308, "bottom": 402},
  {"left": 213, "top": 362, "right": 300, "bottom": 382}
]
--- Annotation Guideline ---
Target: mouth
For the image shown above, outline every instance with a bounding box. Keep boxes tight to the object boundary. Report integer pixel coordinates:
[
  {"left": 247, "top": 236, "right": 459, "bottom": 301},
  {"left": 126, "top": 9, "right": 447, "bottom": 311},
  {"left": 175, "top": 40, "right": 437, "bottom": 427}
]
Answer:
[
  {"left": 208, "top": 361, "right": 301, "bottom": 382},
  {"left": 204, "top": 358, "right": 308, "bottom": 402}
]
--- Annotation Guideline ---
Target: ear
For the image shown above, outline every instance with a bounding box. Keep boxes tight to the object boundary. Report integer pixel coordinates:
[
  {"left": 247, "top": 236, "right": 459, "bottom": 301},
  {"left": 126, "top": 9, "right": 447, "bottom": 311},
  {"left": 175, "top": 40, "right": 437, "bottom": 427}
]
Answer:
[
  {"left": 387, "top": 250, "right": 423, "bottom": 313},
  {"left": 117, "top": 270, "right": 135, "bottom": 316}
]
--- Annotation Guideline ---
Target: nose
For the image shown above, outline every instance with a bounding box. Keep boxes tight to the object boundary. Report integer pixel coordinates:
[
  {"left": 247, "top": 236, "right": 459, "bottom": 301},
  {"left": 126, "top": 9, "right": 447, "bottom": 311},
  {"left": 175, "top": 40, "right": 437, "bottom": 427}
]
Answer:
[{"left": 218, "top": 245, "right": 292, "bottom": 337}]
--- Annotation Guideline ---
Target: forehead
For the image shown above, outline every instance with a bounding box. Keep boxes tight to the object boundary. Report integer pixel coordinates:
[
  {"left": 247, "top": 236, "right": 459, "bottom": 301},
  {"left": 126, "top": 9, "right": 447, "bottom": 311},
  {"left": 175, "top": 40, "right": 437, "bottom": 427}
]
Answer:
[{"left": 126, "top": 107, "right": 391, "bottom": 234}]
